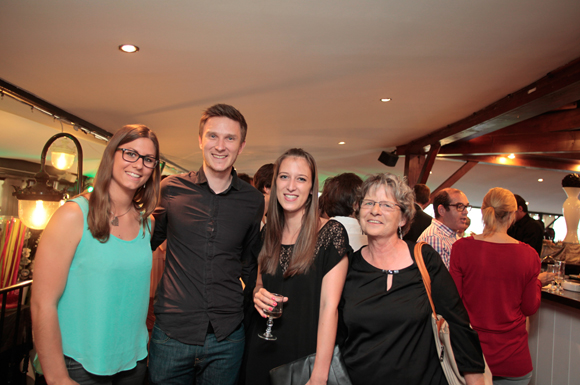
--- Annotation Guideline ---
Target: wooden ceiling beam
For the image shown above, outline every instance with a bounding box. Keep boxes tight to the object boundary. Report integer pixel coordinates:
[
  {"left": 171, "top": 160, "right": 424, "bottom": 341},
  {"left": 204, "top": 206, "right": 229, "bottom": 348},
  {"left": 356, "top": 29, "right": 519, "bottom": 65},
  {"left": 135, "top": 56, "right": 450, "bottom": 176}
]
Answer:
[
  {"left": 439, "top": 155, "right": 580, "bottom": 172},
  {"left": 484, "top": 106, "right": 580, "bottom": 137},
  {"left": 439, "top": 130, "right": 580, "bottom": 155},
  {"left": 541, "top": 153, "right": 580, "bottom": 160},
  {"left": 418, "top": 143, "right": 440, "bottom": 185},
  {"left": 431, "top": 161, "right": 479, "bottom": 197},
  {"left": 397, "top": 56, "right": 580, "bottom": 154},
  {"left": 404, "top": 153, "right": 425, "bottom": 188}
]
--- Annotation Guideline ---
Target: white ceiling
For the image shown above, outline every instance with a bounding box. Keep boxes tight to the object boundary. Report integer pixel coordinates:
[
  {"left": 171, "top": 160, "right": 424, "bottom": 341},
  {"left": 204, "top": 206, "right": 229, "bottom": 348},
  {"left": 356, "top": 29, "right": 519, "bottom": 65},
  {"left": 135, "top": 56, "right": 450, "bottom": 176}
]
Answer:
[{"left": 1, "top": 0, "right": 580, "bottom": 214}]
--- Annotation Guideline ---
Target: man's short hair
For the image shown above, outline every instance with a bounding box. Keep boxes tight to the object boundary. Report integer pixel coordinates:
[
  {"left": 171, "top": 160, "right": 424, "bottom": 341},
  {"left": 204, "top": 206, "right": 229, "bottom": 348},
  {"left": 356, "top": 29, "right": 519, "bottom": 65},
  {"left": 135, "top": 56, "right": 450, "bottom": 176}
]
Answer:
[
  {"left": 199, "top": 104, "right": 248, "bottom": 142},
  {"left": 513, "top": 194, "right": 528, "bottom": 213},
  {"left": 253, "top": 163, "right": 274, "bottom": 194},
  {"left": 413, "top": 184, "right": 431, "bottom": 205},
  {"left": 432, "top": 188, "right": 462, "bottom": 219},
  {"left": 237, "top": 173, "right": 252, "bottom": 185},
  {"left": 320, "top": 173, "right": 363, "bottom": 218}
]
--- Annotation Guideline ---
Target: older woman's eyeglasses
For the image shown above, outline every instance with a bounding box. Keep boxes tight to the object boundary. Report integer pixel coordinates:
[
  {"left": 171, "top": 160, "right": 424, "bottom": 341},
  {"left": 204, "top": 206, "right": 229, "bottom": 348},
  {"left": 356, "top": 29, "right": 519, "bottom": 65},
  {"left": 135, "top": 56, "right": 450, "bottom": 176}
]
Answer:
[
  {"left": 117, "top": 148, "right": 159, "bottom": 169},
  {"left": 447, "top": 203, "right": 472, "bottom": 212},
  {"left": 360, "top": 200, "right": 401, "bottom": 212}
]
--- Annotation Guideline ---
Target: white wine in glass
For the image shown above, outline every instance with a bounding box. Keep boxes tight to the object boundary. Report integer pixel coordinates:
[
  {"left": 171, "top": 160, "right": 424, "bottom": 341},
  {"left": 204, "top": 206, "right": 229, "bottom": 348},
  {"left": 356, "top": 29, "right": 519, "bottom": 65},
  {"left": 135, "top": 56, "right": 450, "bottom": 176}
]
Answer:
[
  {"left": 263, "top": 308, "right": 282, "bottom": 319},
  {"left": 259, "top": 293, "right": 284, "bottom": 341}
]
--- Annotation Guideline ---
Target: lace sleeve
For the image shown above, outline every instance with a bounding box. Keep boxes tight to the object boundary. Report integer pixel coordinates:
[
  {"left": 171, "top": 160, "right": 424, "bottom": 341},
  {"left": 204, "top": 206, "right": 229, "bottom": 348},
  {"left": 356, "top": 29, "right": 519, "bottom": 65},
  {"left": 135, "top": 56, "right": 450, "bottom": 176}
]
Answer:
[{"left": 316, "top": 220, "right": 349, "bottom": 275}]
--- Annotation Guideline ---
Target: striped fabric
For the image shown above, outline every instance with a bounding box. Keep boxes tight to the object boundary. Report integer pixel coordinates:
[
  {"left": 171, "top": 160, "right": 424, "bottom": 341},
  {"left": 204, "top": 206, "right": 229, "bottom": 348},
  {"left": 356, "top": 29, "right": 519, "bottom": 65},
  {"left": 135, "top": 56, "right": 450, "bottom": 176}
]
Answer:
[{"left": 417, "top": 219, "right": 458, "bottom": 269}]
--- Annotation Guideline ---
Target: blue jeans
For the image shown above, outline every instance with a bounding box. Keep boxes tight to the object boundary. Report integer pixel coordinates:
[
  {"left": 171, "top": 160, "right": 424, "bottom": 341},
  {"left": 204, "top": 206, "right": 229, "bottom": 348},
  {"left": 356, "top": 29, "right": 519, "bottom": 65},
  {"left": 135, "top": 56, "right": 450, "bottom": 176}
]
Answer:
[
  {"left": 64, "top": 356, "right": 146, "bottom": 385},
  {"left": 148, "top": 323, "right": 245, "bottom": 385},
  {"left": 493, "top": 371, "right": 533, "bottom": 385}
]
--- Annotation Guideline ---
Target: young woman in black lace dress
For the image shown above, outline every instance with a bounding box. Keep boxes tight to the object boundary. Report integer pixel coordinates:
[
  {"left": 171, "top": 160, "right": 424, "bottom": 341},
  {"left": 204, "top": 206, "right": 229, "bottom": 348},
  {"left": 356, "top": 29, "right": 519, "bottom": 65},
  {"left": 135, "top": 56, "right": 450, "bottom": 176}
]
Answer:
[{"left": 243, "top": 148, "right": 349, "bottom": 385}]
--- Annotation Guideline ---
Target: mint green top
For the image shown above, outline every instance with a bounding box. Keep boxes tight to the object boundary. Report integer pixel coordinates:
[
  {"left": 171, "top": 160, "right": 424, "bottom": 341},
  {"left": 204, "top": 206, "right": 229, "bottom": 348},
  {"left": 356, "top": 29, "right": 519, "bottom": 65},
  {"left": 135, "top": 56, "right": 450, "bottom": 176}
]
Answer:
[{"left": 57, "top": 196, "right": 151, "bottom": 375}]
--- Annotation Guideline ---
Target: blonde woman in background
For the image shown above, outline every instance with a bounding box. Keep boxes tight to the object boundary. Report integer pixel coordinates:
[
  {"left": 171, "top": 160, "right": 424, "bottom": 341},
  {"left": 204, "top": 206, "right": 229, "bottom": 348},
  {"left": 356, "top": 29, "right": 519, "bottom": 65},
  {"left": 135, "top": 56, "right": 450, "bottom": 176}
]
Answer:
[{"left": 450, "top": 187, "right": 551, "bottom": 385}]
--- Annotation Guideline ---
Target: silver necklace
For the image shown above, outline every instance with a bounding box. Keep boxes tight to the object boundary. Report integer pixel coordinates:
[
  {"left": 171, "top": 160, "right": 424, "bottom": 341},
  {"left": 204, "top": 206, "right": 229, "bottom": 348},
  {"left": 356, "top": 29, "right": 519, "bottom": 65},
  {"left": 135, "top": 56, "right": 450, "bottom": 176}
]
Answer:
[{"left": 111, "top": 206, "right": 133, "bottom": 226}]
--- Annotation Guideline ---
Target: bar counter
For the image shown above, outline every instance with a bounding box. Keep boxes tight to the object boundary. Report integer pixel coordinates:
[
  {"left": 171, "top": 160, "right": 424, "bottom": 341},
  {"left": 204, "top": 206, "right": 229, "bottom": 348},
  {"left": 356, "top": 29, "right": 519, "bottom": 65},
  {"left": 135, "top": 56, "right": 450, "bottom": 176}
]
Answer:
[
  {"left": 540, "top": 285, "right": 580, "bottom": 309},
  {"left": 528, "top": 285, "right": 580, "bottom": 385}
]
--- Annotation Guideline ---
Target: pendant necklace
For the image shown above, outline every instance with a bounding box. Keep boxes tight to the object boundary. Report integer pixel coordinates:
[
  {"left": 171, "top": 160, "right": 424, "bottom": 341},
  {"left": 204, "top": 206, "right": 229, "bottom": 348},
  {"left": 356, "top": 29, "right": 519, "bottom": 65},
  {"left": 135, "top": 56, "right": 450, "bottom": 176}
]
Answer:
[{"left": 111, "top": 206, "right": 133, "bottom": 226}]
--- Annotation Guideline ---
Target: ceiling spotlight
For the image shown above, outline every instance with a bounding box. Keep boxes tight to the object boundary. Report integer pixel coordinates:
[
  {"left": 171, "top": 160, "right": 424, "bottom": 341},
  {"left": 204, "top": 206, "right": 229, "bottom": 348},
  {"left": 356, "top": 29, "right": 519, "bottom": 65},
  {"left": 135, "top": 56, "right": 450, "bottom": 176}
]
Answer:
[
  {"left": 380, "top": 98, "right": 392, "bottom": 102},
  {"left": 119, "top": 44, "right": 139, "bottom": 53},
  {"left": 508, "top": 154, "right": 515, "bottom": 159},
  {"left": 338, "top": 141, "right": 345, "bottom": 145},
  {"left": 498, "top": 157, "right": 507, "bottom": 164},
  {"left": 538, "top": 178, "right": 544, "bottom": 182}
]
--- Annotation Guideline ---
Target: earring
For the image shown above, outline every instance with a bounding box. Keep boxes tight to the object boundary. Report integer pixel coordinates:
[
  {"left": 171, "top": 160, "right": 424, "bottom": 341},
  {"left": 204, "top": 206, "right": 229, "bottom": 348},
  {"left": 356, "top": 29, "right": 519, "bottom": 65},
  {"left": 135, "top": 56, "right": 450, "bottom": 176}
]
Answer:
[{"left": 398, "top": 226, "right": 403, "bottom": 239}]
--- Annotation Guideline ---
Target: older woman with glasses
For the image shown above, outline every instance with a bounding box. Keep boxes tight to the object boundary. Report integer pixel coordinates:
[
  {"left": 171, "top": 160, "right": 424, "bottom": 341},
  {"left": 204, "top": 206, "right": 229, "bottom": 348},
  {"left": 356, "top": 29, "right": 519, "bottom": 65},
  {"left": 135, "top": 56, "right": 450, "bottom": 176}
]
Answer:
[
  {"left": 339, "top": 173, "right": 486, "bottom": 385},
  {"left": 450, "top": 188, "right": 548, "bottom": 385}
]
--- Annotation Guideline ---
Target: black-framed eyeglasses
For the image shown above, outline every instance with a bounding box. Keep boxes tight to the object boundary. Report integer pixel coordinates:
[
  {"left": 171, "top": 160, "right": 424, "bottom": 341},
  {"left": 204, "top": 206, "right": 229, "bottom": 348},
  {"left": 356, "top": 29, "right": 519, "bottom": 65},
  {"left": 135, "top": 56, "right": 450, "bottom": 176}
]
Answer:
[
  {"left": 117, "top": 148, "right": 159, "bottom": 169},
  {"left": 447, "top": 203, "right": 472, "bottom": 212},
  {"left": 360, "top": 199, "right": 402, "bottom": 212}
]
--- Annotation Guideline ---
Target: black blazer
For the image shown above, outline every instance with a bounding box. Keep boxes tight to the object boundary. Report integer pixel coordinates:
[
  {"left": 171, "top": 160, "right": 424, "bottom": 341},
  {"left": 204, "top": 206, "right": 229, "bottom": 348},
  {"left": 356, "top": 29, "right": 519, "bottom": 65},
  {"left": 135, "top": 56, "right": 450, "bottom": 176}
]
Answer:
[{"left": 404, "top": 203, "right": 433, "bottom": 242}]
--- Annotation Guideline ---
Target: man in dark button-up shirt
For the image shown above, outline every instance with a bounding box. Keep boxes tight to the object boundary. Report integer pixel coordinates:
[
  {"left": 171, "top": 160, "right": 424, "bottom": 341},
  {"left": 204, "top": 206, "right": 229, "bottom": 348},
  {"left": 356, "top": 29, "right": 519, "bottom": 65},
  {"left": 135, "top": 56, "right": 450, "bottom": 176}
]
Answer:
[
  {"left": 508, "top": 194, "right": 543, "bottom": 257},
  {"left": 148, "top": 104, "right": 264, "bottom": 385}
]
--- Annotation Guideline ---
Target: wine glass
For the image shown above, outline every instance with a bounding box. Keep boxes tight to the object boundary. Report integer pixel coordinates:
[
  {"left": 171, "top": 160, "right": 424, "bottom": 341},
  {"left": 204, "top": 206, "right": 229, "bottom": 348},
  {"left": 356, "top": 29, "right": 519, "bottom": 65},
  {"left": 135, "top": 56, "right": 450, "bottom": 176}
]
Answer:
[
  {"left": 554, "top": 261, "right": 566, "bottom": 292},
  {"left": 258, "top": 293, "right": 284, "bottom": 341},
  {"left": 547, "top": 264, "right": 557, "bottom": 292}
]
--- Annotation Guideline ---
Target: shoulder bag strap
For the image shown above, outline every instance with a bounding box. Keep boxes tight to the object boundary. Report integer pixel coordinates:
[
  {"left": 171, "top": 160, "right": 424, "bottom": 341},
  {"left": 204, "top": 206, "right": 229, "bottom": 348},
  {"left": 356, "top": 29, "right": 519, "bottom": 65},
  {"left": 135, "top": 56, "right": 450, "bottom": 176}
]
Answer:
[{"left": 414, "top": 242, "right": 438, "bottom": 320}]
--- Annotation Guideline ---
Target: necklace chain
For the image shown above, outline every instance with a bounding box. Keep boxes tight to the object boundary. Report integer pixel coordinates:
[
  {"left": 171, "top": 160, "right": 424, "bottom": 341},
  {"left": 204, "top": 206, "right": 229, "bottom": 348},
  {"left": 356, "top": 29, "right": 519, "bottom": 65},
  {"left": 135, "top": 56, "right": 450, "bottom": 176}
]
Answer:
[{"left": 111, "top": 206, "right": 133, "bottom": 226}]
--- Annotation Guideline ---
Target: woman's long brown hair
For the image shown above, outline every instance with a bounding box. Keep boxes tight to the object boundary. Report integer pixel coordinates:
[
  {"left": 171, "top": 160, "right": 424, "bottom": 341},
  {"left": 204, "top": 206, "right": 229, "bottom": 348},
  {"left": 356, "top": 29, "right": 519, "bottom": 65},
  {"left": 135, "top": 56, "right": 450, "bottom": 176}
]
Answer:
[
  {"left": 88, "top": 124, "right": 161, "bottom": 242},
  {"left": 259, "top": 148, "right": 320, "bottom": 277}
]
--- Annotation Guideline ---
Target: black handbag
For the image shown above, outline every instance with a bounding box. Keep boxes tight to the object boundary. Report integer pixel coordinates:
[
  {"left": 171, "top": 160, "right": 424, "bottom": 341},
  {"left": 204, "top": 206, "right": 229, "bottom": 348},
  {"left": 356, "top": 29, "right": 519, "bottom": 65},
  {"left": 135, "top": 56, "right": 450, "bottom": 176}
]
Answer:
[{"left": 269, "top": 345, "right": 352, "bottom": 385}]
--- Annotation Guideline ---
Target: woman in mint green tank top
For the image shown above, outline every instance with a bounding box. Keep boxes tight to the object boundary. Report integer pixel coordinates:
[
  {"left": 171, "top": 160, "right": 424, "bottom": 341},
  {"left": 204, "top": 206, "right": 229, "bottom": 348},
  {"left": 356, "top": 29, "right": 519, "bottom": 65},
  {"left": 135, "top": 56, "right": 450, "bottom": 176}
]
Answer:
[{"left": 31, "top": 125, "right": 162, "bottom": 385}]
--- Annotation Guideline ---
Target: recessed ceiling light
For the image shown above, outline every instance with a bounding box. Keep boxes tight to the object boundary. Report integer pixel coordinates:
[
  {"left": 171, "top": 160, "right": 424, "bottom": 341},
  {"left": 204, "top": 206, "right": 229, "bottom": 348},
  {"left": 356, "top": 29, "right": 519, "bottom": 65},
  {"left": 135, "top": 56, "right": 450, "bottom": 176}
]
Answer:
[
  {"left": 508, "top": 154, "right": 515, "bottom": 159},
  {"left": 119, "top": 44, "right": 139, "bottom": 53},
  {"left": 338, "top": 141, "right": 345, "bottom": 145},
  {"left": 538, "top": 178, "right": 544, "bottom": 182},
  {"left": 380, "top": 98, "right": 392, "bottom": 102}
]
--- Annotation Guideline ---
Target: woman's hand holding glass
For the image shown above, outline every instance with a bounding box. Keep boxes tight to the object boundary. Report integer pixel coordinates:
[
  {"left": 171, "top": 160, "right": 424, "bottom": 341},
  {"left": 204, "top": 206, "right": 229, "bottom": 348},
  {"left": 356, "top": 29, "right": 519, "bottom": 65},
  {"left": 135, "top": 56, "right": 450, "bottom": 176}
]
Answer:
[
  {"left": 254, "top": 288, "right": 286, "bottom": 340},
  {"left": 547, "top": 264, "right": 558, "bottom": 292},
  {"left": 253, "top": 287, "right": 288, "bottom": 318},
  {"left": 554, "top": 261, "right": 566, "bottom": 292},
  {"left": 538, "top": 271, "right": 555, "bottom": 287}
]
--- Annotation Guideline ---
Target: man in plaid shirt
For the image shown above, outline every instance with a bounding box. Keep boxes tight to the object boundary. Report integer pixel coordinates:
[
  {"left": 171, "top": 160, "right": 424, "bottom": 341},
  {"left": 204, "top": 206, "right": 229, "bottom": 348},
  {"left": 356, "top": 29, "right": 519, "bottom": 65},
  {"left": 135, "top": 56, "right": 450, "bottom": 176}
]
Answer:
[{"left": 417, "top": 188, "right": 470, "bottom": 269}]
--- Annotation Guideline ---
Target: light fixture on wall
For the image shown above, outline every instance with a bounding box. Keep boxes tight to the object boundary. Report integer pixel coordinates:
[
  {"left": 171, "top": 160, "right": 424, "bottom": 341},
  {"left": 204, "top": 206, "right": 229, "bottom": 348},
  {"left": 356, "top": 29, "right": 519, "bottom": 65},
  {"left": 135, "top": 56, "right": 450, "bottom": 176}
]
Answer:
[
  {"left": 13, "top": 133, "right": 83, "bottom": 230},
  {"left": 50, "top": 137, "right": 77, "bottom": 170}
]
